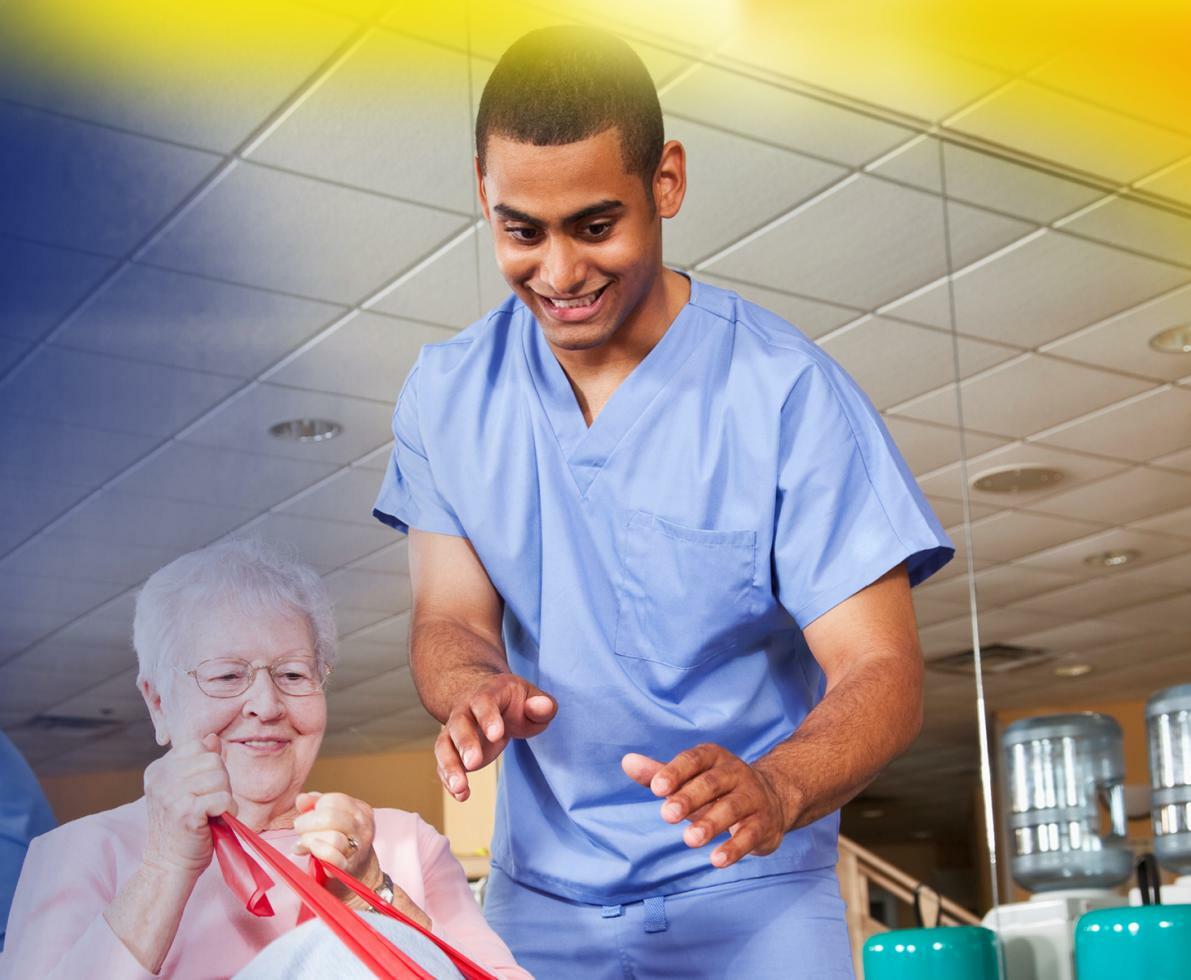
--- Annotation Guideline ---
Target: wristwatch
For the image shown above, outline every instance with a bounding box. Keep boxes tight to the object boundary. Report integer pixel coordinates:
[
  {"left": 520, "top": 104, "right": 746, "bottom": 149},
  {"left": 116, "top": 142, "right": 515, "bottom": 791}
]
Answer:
[{"left": 374, "top": 871, "right": 395, "bottom": 908}]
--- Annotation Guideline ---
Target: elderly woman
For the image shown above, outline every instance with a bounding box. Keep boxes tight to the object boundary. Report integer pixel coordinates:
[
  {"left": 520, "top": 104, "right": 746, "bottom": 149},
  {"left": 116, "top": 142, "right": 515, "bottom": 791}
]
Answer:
[{"left": 1, "top": 540, "right": 527, "bottom": 979}]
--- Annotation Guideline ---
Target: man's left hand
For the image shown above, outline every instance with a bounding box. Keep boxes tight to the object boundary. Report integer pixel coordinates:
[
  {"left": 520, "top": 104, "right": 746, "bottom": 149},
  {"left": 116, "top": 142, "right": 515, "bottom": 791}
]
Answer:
[{"left": 622, "top": 746, "right": 795, "bottom": 869}]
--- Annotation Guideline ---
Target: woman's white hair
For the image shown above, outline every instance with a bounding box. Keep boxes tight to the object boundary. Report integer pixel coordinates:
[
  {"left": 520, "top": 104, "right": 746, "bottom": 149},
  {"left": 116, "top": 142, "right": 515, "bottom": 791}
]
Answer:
[{"left": 133, "top": 538, "right": 338, "bottom": 686}]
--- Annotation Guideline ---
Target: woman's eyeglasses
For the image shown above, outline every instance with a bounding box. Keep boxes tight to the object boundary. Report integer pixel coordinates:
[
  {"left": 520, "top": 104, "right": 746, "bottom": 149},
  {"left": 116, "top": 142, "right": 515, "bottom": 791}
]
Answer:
[{"left": 180, "top": 657, "right": 331, "bottom": 698}]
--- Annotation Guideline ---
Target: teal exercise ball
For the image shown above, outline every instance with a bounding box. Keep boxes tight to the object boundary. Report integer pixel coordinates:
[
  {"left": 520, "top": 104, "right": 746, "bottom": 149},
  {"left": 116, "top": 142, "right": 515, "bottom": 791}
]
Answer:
[
  {"left": 1075, "top": 904, "right": 1191, "bottom": 980},
  {"left": 863, "top": 926, "right": 999, "bottom": 979}
]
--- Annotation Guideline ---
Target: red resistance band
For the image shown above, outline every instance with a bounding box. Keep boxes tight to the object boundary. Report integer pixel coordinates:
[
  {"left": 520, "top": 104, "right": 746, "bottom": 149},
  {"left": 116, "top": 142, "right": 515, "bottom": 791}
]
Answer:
[{"left": 210, "top": 814, "right": 497, "bottom": 980}]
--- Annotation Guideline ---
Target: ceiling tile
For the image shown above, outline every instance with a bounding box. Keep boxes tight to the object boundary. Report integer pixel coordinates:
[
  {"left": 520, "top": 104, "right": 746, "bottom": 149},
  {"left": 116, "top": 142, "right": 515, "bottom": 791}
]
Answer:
[
  {"left": 0, "top": 667, "right": 83, "bottom": 715},
  {"left": 1010, "top": 618, "right": 1156, "bottom": 654},
  {"left": 1061, "top": 195, "right": 1191, "bottom": 268},
  {"left": 0, "top": 238, "right": 115, "bottom": 343},
  {"left": 659, "top": 63, "right": 917, "bottom": 167},
  {"left": 915, "top": 440, "right": 1128, "bottom": 506},
  {"left": 923, "top": 495, "right": 999, "bottom": 529},
  {"left": 1, "top": 347, "right": 241, "bottom": 437},
  {"left": 819, "top": 317, "right": 1016, "bottom": 410},
  {"left": 0, "top": 609, "right": 82, "bottom": 657},
  {"left": 704, "top": 176, "right": 1031, "bottom": 309},
  {"left": 1015, "top": 568, "right": 1186, "bottom": 620},
  {"left": 266, "top": 312, "right": 454, "bottom": 403},
  {"left": 871, "top": 137, "right": 1105, "bottom": 224},
  {"left": 918, "top": 564, "right": 1077, "bottom": 608},
  {"left": 912, "top": 593, "right": 973, "bottom": 628},
  {"left": 1034, "top": 386, "right": 1191, "bottom": 463},
  {"left": 891, "top": 355, "right": 1152, "bottom": 438},
  {"left": 0, "top": 3, "right": 359, "bottom": 152},
  {"left": 950, "top": 81, "right": 1191, "bottom": 184},
  {"left": 882, "top": 418, "right": 1009, "bottom": 476},
  {"left": 0, "top": 340, "right": 31, "bottom": 373},
  {"left": 696, "top": 274, "right": 861, "bottom": 339},
  {"left": 1155, "top": 447, "right": 1191, "bottom": 474},
  {"left": 1132, "top": 503, "right": 1191, "bottom": 538},
  {"left": 1102, "top": 591, "right": 1191, "bottom": 632},
  {"left": 1012, "top": 527, "right": 1189, "bottom": 578},
  {"left": 334, "top": 607, "right": 395, "bottom": 637},
  {"left": 0, "top": 533, "right": 180, "bottom": 589},
  {"left": 1139, "top": 159, "right": 1191, "bottom": 207},
  {"left": 348, "top": 540, "right": 408, "bottom": 576},
  {"left": 7, "top": 638, "right": 137, "bottom": 682},
  {"left": 369, "top": 224, "right": 508, "bottom": 329},
  {"left": 239, "top": 513, "right": 393, "bottom": 574},
  {"left": 50, "top": 490, "right": 256, "bottom": 551},
  {"left": 140, "top": 162, "right": 470, "bottom": 304},
  {"left": 279, "top": 466, "right": 388, "bottom": 527},
  {"left": 357, "top": 443, "right": 394, "bottom": 472},
  {"left": 50, "top": 593, "right": 137, "bottom": 647},
  {"left": 0, "top": 103, "right": 219, "bottom": 256},
  {"left": 0, "top": 419, "right": 157, "bottom": 489},
  {"left": 180, "top": 383, "right": 393, "bottom": 465},
  {"left": 56, "top": 264, "right": 345, "bottom": 377},
  {"left": 1028, "top": 465, "right": 1191, "bottom": 526},
  {"left": 663, "top": 115, "right": 848, "bottom": 267},
  {"left": 1040, "top": 282, "right": 1191, "bottom": 382},
  {"left": 884, "top": 231, "right": 1189, "bottom": 342},
  {"left": 249, "top": 31, "right": 476, "bottom": 213},
  {"left": 46, "top": 669, "right": 148, "bottom": 722},
  {"left": 0, "top": 572, "right": 123, "bottom": 618},
  {"left": 0, "top": 477, "right": 93, "bottom": 555},
  {"left": 113, "top": 442, "right": 338, "bottom": 510},
  {"left": 961, "top": 510, "right": 1104, "bottom": 564},
  {"left": 918, "top": 607, "right": 1062, "bottom": 659},
  {"left": 323, "top": 568, "right": 410, "bottom": 612},
  {"left": 720, "top": 23, "right": 1007, "bottom": 123},
  {"left": 346, "top": 611, "right": 409, "bottom": 648}
]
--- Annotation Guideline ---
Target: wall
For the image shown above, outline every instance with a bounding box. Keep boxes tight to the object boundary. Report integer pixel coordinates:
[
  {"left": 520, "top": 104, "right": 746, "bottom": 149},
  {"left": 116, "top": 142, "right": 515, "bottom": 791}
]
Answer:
[{"left": 39, "top": 746, "right": 444, "bottom": 830}]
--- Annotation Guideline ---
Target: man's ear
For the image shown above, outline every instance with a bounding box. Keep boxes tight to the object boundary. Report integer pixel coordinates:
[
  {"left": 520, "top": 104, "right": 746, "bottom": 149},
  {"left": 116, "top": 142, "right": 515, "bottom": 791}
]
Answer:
[
  {"left": 653, "top": 139, "right": 687, "bottom": 220},
  {"left": 475, "top": 155, "right": 491, "bottom": 221},
  {"left": 140, "top": 676, "right": 171, "bottom": 748}
]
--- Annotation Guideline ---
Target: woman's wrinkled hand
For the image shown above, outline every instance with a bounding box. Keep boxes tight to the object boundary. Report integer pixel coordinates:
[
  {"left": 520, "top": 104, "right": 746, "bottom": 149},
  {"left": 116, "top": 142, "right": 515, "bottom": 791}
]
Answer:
[
  {"left": 142, "top": 733, "right": 236, "bottom": 878},
  {"left": 293, "top": 791, "right": 431, "bottom": 928}
]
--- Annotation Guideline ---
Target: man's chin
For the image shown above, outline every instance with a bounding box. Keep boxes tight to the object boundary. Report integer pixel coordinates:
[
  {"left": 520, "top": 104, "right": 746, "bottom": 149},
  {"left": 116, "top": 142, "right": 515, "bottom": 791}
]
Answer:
[{"left": 539, "top": 321, "right": 617, "bottom": 352}]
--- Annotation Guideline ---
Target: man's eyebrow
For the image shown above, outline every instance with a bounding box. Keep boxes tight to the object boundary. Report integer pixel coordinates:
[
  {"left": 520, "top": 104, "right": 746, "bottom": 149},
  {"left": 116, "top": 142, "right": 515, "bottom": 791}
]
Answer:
[{"left": 492, "top": 199, "right": 624, "bottom": 227}]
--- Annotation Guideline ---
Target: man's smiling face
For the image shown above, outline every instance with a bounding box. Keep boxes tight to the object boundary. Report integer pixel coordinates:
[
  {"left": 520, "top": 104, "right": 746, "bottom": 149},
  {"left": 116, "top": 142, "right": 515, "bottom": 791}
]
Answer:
[{"left": 478, "top": 128, "right": 682, "bottom": 354}]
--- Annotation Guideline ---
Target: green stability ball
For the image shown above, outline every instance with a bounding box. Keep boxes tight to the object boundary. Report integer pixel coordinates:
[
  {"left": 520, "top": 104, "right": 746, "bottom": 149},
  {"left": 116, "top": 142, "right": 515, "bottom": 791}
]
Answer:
[
  {"left": 1075, "top": 905, "right": 1191, "bottom": 980},
  {"left": 863, "top": 926, "right": 1000, "bottom": 980}
]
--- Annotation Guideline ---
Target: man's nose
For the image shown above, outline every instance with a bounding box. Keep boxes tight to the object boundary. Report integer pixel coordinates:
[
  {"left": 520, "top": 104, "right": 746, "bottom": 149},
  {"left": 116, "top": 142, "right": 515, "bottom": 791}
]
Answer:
[{"left": 539, "top": 237, "right": 587, "bottom": 295}]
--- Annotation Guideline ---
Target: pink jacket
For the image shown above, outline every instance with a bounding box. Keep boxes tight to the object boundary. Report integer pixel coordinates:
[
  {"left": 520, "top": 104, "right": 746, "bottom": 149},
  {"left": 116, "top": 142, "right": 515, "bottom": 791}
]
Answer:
[{"left": 0, "top": 798, "right": 528, "bottom": 979}]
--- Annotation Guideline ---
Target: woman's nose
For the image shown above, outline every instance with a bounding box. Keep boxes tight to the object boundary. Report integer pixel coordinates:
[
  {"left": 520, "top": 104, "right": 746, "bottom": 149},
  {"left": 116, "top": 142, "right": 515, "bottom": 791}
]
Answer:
[{"left": 241, "top": 668, "right": 285, "bottom": 719}]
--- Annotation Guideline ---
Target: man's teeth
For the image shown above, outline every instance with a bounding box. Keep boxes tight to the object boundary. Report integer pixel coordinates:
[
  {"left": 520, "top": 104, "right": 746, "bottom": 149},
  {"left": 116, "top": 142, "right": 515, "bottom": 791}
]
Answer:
[{"left": 550, "top": 289, "right": 602, "bottom": 309}]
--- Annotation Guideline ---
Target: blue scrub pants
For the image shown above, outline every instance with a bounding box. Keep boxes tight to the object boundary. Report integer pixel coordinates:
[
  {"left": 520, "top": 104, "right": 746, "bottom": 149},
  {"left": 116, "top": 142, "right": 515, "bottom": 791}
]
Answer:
[{"left": 484, "top": 865, "right": 854, "bottom": 979}]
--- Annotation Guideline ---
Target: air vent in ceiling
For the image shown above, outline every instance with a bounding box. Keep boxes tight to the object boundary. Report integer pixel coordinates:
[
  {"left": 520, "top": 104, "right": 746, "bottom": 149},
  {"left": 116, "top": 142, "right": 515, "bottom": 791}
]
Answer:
[
  {"left": 928, "top": 644, "right": 1054, "bottom": 676},
  {"left": 17, "top": 715, "right": 126, "bottom": 738}
]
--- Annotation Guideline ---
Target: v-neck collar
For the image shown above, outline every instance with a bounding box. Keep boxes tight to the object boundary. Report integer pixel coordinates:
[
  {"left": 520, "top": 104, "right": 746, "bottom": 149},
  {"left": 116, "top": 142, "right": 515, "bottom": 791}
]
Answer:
[{"left": 523, "top": 276, "right": 704, "bottom": 495}]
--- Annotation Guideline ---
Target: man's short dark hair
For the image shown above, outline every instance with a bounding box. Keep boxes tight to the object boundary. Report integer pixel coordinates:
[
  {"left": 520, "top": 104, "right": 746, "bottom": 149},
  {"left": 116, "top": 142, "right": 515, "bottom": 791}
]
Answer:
[{"left": 475, "top": 27, "right": 664, "bottom": 188}]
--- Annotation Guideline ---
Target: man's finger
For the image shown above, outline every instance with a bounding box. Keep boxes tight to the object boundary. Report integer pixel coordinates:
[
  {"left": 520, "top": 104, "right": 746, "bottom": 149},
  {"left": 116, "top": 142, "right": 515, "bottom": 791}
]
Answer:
[
  {"left": 434, "top": 729, "right": 470, "bottom": 800},
  {"left": 470, "top": 691, "right": 506, "bottom": 744},
  {"left": 661, "top": 767, "right": 736, "bottom": 823},
  {"left": 650, "top": 744, "right": 719, "bottom": 797},
  {"left": 682, "top": 791, "right": 749, "bottom": 848},
  {"left": 446, "top": 708, "right": 487, "bottom": 771},
  {"left": 710, "top": 817, "right": 767, "bottom": 868},
  {"left": 523, "top": 693, "right": 556, "bottom": 724},
  {"left": 621, "top": 752, "right": 664, "bottom": 788}
]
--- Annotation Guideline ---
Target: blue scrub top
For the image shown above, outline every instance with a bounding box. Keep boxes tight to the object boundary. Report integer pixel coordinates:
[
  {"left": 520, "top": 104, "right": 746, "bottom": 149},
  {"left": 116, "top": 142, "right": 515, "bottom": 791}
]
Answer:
[
  {"left": 0, "top": 733, "right": 56, "bottom": 949},
  {"left": 374, "top": 277, "right": 952, "bottom": 904}
]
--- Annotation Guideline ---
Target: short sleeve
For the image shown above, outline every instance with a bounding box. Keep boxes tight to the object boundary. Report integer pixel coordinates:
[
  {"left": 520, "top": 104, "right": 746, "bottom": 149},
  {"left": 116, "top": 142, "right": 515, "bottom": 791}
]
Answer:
[
  {"left": 372, "top": 363, "right": 466, "bottom": 537},
  {"left": 774, "top": 360, "right": 953, "bottom": 629}
]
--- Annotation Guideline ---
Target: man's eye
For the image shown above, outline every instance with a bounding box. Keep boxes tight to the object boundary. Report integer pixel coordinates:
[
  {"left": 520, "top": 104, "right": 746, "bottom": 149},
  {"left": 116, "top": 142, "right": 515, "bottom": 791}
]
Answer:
[
  {"left": 585, "top": 222, "right": 613, "bottom": 238},
  {"left": 506, "top": 227, "right": 540, "bottom": 243}
]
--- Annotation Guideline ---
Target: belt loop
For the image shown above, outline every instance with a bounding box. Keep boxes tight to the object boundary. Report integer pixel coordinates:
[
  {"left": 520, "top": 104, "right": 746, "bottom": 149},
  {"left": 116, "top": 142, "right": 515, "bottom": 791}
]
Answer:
[
  {"left": 643, "top": 895, "right": 668, "bottom": 933},
  {"left": 601, "top": 904, "right": 624, "bottom": 918}
]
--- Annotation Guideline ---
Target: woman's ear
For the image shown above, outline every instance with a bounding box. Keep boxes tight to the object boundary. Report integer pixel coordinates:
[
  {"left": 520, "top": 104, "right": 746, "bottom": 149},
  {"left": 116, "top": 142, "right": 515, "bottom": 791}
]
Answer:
[{"left": 140, "top": 676, "right": 171, "bottom": 747}]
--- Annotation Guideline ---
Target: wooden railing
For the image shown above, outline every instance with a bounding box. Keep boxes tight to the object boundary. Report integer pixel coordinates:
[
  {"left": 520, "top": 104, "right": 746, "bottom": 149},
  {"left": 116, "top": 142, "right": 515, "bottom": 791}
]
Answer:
[{"left": 837, "top": 835, "right": 980, "bottom": 978}]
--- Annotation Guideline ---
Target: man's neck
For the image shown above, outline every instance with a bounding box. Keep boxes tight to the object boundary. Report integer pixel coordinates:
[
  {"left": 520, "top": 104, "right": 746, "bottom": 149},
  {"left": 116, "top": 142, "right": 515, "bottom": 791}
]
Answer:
[{"left": 550, "top": 269, "right": 690, "bottom": 426}]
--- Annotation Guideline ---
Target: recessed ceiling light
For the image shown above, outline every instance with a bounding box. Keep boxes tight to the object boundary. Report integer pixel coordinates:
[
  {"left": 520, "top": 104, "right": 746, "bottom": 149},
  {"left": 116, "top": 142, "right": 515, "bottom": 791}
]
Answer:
[
  {"left": 1149, "top": 324, "right": 1191, "bottom": 354},
  {"left": 1083, "top": 548, "right": 1141, "bottom": 569},
  {"left": 971, "top": 465, "right": 1066, "bottom": 493},
  {"left": 911, "top": 829, "right": 933, "bottom": 840},
  {"left": 269, "top": 418, "right": 342, "bottom": 443},
  {"left": 1055, "top": 663, "right": 1094, "bottom": 678},
  {"left": 860, "top": 807, "right": 885, "bottom": 819}
]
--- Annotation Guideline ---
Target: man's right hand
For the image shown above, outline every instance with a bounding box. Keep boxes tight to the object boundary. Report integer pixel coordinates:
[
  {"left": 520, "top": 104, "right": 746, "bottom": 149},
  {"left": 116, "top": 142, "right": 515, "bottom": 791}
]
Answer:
[
  {"left": 435, "top": 674, "right": 556, "bottom": 801},
  {"left": 142, "top": 733, "right": 236, "bottom": 877}
]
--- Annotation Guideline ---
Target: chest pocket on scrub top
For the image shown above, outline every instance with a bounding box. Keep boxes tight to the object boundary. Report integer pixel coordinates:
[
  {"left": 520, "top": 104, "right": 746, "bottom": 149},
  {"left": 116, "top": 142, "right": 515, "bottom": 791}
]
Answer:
[{"left": 613, "top": 511, "right": 762, "bottom": 669}]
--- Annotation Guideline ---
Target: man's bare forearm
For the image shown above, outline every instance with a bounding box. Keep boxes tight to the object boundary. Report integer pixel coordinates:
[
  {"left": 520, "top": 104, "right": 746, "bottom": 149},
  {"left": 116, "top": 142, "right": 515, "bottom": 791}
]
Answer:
[
  {"left": 410, "top": 616, "right": 511, "bottom": 721},
  {"left": 753, "top": 649, "right": 923, "bottom": 830}
]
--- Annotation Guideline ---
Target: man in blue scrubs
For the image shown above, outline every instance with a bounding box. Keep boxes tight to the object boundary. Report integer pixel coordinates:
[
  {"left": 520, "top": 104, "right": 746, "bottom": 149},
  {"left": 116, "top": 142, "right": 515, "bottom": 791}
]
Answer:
[{"left": 374, "top": 27, "right": 952, "bottom": 978}]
